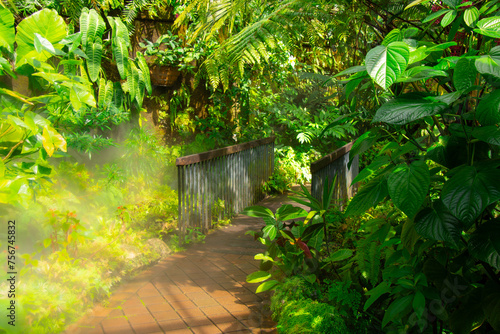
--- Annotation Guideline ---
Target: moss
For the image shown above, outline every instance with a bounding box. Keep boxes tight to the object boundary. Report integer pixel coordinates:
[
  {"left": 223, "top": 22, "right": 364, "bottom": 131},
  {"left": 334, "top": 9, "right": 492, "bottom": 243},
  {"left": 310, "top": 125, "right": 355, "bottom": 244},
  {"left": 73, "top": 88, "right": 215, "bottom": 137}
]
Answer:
[
  {"left": 270, "top": 276, "right": 320, "bottom": 319},
  {"left": 277, "top": 300, "right": 347, "bottom": 334}
]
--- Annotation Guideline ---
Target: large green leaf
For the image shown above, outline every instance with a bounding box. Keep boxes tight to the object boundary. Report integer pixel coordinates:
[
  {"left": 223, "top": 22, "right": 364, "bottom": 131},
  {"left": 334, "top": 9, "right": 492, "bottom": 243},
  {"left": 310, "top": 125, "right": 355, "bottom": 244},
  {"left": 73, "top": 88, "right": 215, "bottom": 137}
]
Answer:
[
  {"left": 364, "top": 281, "right": 391, "bottom": 311},
  {"left": 80, "top": 8, "right": 105, "bottom": 48},
  {"left": 414, "top": 200, "right": 462, "bottom": 247},
  {"left": 126, "top": 61, "right": 140, "bottom": 102},
  {"left": 98, "top": 78, "right": 113, "bottom": 111},
  {"left": 474, "top": 16, "right": 500, "bottom": 38},
  {"left": 256, "top": 280, "right": 279, "bottom": 293},
  {"left": 108, "top": 16, "right": 130, "bottom": 46},
  {"left": 441, "top": 166, "right": 500, "bottom": 227},
  {"left": 136, "top": 53, "right": 152, "bottom": 95},
  {"left": 241, "top": 205, "right": 274, "bottom": 219},
  {"left": 325, "top": 249, "right": 353, "bottom": 262},
  {"left": 365, "top": 41, "right": 410, "bottom": 90},
  {"left": 441, "top": 10, "right": 457, "bottom": 27},
  {"left": 275, "top": 204, "right": 307, "bottom": 221},
  {"left": 453, "top": 58, "right": 477, "bottom": 92},
  {"left": 15, "top": 9, "right": 67, "bottom": 68},
  {"left": 86, "top": 39, "right": 103, "bottom": 83},
  {"left": 246, "top": 271, "right": 271, "bottom": 283},
  {"left": 69, "top": 83, "right": 96, "bottom": 110},
  {"left": 345, "top": 174, "right": 388, "bottom": 216},
  {"left": 469, "top": 219, "right": 500, "bottom": 270},
  {"left": 112, "top": 37, "right": 129, "bottom": 80},
  {"left": 349, "top": 129, "right": 380, "bottom": 167},
  {"left": 352, "top": 155, "right": 390, "bottom": 184},
  {"left": 382, "top": 295, "right": 413, "bottom": 327},
  {"left": 477, "top": 89, "right": 500, "bottom": 125},
  {"left": 475, "top": 55, "right": 500, "bottom": 78},
  {"left": 397, "top": 66, "right": 447, "bottom": 83},
  {"left": 449, "top": 289, "right": 485, "bottom": 334},
  {"left": 472, "top": 126, "right": 500, "bottom": 145},
  {"left": 464, "top": 7, "right": 480, "bottom": 27},
  {"left": 0, "top": 8, "right": 15, "bottom": 52},
  {"left": 373, "top": 93, "right": 448, "bottom": 125},
  {"left": 387, "top": 160, "right": 429, "bottom": 218},
  {"left": 482, "top": 284, "right": 500, "bottom": 330}
]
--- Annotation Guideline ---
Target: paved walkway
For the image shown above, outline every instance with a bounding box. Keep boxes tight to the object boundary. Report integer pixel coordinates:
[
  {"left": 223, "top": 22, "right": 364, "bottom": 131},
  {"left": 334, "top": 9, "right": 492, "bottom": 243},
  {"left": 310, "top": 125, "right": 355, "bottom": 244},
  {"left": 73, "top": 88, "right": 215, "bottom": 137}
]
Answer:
[{"left": 66, "top": 192, "right": 296, "bottom": 334}]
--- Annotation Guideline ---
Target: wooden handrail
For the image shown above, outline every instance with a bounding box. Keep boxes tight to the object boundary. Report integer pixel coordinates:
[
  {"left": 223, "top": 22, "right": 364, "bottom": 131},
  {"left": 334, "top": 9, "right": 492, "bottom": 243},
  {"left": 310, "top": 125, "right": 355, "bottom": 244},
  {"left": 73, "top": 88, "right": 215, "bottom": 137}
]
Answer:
[
  {"left": 176, "top": 137, "right": 275, "bottom": 166},
  {"left": 310, "top": 141, "right": 355, "bottom": 173}
]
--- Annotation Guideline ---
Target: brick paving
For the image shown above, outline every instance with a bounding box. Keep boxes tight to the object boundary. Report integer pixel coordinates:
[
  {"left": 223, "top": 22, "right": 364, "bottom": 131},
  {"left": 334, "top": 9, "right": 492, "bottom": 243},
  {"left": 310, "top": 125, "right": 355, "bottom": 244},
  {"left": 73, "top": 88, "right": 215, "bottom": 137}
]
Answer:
[{"left": 65, "top": 193, "right": 297, "bottom": 334}]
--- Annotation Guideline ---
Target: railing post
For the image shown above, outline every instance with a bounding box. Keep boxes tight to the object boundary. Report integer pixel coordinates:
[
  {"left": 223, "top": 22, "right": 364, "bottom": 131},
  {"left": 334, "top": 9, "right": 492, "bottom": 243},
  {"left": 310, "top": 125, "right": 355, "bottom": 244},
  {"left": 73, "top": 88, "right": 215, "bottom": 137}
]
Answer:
[{"left": 310, "top": 141, "right": 359, "bottom": 208}]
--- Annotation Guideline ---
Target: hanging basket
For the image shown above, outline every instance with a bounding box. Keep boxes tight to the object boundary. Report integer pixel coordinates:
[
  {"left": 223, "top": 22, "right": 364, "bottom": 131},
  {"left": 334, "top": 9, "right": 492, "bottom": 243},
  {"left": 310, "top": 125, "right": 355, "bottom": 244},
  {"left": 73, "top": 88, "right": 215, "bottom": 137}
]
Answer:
[{"left": 150, "top": 65, "right": 180, "bottom": 87}]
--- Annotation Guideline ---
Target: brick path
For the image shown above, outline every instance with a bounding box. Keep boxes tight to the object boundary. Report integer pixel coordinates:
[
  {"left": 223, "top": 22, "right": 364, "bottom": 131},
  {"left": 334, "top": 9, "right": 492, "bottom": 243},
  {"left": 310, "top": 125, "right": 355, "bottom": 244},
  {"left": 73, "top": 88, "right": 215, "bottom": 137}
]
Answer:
[{"left": 66, "top": 192, "right": 297, "bottom": 334}]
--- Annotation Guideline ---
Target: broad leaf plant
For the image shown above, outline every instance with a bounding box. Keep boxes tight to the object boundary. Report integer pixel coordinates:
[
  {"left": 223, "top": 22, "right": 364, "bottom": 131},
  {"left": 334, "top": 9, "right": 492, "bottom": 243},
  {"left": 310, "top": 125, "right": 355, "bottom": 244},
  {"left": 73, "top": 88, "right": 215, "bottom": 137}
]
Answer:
[{"left": 338, "top": 0, "right": 500, "bottom": 332}]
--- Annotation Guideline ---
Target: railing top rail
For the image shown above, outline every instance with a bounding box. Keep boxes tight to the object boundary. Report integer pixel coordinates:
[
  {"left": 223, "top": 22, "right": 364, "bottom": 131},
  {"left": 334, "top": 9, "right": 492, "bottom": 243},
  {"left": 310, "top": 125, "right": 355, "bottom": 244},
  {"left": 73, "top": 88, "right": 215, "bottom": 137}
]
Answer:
[
  {"left": 310, "top": 141, "right": 355, "bottom": 173},
  {"left": 176, "top": 136, "right": 275, "bottom": 166}
]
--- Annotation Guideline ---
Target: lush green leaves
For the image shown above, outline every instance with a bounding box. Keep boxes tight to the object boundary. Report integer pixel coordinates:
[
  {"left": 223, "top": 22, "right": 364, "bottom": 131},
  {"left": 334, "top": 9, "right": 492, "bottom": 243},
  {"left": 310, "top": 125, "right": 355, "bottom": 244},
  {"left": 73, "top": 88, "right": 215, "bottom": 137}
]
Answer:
[
  {"left": 441, "top": 166, "right": 500, "bottom": 227},
  {"left": 246, "top": 271, "right": 271, "bottom": 283},
  {"left": 453, "top": 58, "right": 477, "bottom": 92},
  {"left": 15, "top": 9, "right": 67, "bottom": 68},
  {"left": 365, "top": 42, "right": 410, "bottom": 90},
  {"left": 387, "top": 160, "right": 429, "bottom": 218},
  {"left": 345, "top": 174, "right": 388, "bottom": 216},
  {"left": 0, "top": 7, "right": 15, "bottom": 52},
  {"left": 241, "top": 205, "right": 274, "bottom": 218},
  {"left": 373, "top": 93, "right": 448, "bottom": 125},
  {"left": 382, "top": 295, "right": 413, "bottom": 327},
  {"left": 472, "top": 126, "right": 500, "bottom": 145},
  {"left": 477, "top": 89, "right": 500, "bottom": 125},
  {"left": 469, "top": 219, "right": 500, "bottom": 270},
  {"left": 474, "top": 16, "right": 500, "bottom": 38},
  {"left": 414, "top": 200, "right": 462, "bottom": 247}
]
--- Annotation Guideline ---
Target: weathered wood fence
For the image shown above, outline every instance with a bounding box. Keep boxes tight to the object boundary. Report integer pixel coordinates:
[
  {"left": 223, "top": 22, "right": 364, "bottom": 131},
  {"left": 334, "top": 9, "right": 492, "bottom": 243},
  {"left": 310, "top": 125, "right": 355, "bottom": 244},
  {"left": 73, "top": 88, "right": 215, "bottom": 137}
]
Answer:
[
  {"left": 311, "top": 141, "right": 359, "bottom": 207},
  {"left": 176, "top": 137, "right": 275, "bottom": 235}
]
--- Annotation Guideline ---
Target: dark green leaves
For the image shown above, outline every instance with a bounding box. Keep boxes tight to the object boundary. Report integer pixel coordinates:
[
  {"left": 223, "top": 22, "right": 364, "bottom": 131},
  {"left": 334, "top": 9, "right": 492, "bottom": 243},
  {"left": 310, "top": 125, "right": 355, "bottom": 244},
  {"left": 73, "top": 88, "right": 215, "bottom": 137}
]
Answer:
[
  {"left": 441, "top": 166, "right": 500, "bottom": 227},
  {"left": 453, "top": 58, "right": 477, "bottom": 92},
  {"left": 469, "top": 219, "right": 500, "bottom": 270},
  {"left": 414, "top": 200, "right": 462, "bottom": 247},
  {"left": 382, "top": 295, "right": 413, "bottom": 327},
  {"left": 472, "top": 126, "right": 500, "bottom": 145},
  {"left": 387, "top": 160, "right": 430, "bottom": 218},
  {"left": 345, "top": 174, "right": 388, "bottom": 216},
  {"left": 373, "top": 93, "right": 448, "bottom": 125},
  {"left": 477, "top": 89, "right": 500, "bottom": 125},
  {"left": 365, "top": 42, "right": 409, "bottom": 90}
]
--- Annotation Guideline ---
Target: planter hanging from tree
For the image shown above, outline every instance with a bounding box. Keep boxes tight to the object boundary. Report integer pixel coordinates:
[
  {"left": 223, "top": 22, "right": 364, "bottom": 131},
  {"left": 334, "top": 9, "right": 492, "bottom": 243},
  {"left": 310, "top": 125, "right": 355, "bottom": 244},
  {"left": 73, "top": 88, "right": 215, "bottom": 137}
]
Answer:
[{"left": 149, "top": 65, "right": 180, "bottom": 87}]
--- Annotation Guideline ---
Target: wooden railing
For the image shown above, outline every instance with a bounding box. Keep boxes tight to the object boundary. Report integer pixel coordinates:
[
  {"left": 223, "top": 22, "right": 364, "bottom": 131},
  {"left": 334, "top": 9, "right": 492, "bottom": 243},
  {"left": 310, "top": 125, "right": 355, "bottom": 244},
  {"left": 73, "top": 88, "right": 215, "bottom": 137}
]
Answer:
[
  {"left": 176, "top": 137, "right": 275, "bottom": 235},
  {"left": 310, "top": 141, "right": 359, "bottom": 207}
]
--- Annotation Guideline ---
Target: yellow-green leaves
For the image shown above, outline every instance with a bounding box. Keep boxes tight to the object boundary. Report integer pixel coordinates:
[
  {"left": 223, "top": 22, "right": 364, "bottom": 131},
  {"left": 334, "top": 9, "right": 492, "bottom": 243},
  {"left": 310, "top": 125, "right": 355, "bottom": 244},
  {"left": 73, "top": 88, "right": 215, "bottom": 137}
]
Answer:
[
  {"left": 15, "top": 9, "right": 67, "bottom": 68},
  {"left": 0, "top": 7, "right": 15, "bottom": 52},
  {"left": 80, "top": 8, "right": 105, "bottom": 82},
  {"left": 365, "top": 41, "right": 410, "bottom": 90},
  {"left": 42, "top": 126, "right": 66, "bottom": 157},
  {"left": 464, "top": 6, "right": 480, "bottom": 27}
]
